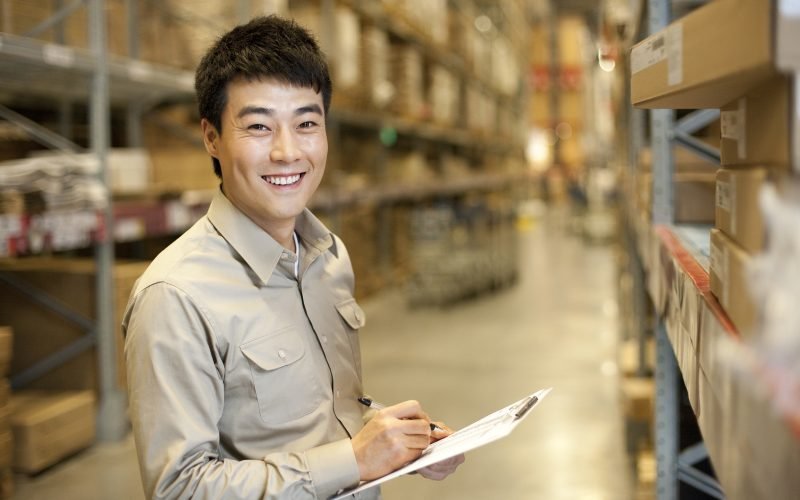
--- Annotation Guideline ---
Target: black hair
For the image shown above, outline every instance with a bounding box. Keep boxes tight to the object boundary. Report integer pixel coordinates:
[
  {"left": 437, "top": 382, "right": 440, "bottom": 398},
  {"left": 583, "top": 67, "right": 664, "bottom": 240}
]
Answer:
[{"left": 194, "top": 15, "right": 332, "bottom": 177}]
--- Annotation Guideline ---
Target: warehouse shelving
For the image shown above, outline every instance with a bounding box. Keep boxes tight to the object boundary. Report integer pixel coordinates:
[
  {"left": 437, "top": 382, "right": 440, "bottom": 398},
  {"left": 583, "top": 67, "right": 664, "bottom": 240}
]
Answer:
[
  {"left": 0, "top": 0, "right": 198, "bottom": 442},
  {"left": 627, "top": 0, "right": 800, "bottom": 498},
  {"left": 624, "top": 209, "right": 800, "bottom": 499},
  {"left": 1, "top": 0, "right": 529, "bottom": 443},
  {"left": 0, "top": 33, "right": 194, "bottom": 104}
]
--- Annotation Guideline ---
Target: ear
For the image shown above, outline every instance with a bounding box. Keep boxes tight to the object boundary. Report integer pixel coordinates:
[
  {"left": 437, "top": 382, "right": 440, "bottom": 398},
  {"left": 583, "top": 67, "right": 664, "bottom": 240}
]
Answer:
[{"left": 201, "top": 118, "right": 220, "bottom": 157}]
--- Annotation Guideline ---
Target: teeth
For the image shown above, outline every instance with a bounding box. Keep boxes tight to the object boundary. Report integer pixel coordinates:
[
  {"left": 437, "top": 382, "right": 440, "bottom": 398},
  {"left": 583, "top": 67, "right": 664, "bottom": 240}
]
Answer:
[{"left": 263, "top": 174, "right": 301, "bottom": 186}]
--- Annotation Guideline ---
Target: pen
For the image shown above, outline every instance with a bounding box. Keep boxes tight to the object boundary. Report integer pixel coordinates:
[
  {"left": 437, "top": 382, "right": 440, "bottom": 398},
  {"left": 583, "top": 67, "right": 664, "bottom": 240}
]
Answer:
[{"left": 358, "top": 397, "right": 445, "bottom": 432}]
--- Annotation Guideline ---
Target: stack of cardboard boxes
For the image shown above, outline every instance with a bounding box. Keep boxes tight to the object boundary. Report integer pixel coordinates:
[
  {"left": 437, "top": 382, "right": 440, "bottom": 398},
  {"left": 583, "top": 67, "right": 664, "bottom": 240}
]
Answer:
[
  {"left": 630, "top": 0, "right": 795, "bottom": 338},
  {"left": 0, "top": 259, "right": 147, "bottom": 472},
  {"left": 711, "top": 76, "right": 791, "bottom": 337}
]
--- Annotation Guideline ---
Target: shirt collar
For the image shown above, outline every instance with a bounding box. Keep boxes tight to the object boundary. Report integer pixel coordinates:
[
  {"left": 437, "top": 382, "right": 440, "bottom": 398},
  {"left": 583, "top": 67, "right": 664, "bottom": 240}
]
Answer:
[{"left": 206, "top": 189, "right": 337, "bottom": 284}]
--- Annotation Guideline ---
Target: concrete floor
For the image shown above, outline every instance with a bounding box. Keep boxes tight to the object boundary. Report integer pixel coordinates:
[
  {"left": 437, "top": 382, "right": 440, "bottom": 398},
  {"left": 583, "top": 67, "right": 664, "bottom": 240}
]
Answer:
[{"left": 13, "top": 214, "right": 634, "bottom": 499}]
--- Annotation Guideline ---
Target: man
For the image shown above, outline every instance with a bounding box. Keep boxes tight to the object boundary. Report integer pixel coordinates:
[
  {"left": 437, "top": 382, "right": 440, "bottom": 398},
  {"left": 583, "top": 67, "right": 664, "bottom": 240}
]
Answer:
[{"left": 123, "top": 15, "right": 463, "bottom": 500}]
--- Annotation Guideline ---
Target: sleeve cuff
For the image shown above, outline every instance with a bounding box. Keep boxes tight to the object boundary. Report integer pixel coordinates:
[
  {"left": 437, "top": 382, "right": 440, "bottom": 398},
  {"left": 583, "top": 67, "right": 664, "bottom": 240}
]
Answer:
[{"left": 306, "top": 438, "right": 360, "bottom": 499}]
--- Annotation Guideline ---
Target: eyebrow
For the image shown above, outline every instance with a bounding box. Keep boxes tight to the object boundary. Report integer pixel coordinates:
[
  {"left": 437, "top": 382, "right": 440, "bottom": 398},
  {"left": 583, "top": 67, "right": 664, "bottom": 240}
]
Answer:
[{"left": 236, "top": 104, "right": 324, "bottom": 119}]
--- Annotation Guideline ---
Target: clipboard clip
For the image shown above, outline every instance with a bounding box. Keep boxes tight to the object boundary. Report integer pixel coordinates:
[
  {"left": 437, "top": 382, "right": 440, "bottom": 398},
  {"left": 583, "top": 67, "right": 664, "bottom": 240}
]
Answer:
[{"left": 513, "top": 396, "right": 539, "bottom": 420}]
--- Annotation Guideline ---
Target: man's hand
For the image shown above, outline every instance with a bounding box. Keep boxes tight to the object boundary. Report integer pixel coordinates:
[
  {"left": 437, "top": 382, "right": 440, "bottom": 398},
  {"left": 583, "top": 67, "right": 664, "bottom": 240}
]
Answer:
[
  {"left": 417, "top": 422, "right": 465, "bottom": 480},
  {"left": 351, "top": 400, "right": 433, "bottom": 481}
]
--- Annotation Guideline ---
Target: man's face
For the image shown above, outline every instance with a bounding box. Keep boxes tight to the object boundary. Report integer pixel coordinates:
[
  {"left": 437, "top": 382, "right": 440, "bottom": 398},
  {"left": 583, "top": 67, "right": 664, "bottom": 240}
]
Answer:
[{"left": 203, "top": 78, "right": 327, "bottom": 235}]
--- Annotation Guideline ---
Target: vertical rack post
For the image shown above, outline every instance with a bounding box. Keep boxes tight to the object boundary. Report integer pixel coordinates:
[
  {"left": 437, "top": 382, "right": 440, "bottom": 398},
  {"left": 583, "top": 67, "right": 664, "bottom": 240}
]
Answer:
[
  {"left": 646, "top": 0, "right": 679, "bottom": 498},
  {"left": 125, "top": 0, "right": 143, "bottom": 148},
  {"left": 89, "top": 0, "right": 127, "bottom": 442}
]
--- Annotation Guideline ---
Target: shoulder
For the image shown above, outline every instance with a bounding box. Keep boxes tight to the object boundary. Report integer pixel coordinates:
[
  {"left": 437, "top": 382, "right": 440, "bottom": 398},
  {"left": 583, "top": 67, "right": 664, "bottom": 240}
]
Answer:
[{"left": 134, "top": 217, "right": 233, "bottom": 294}]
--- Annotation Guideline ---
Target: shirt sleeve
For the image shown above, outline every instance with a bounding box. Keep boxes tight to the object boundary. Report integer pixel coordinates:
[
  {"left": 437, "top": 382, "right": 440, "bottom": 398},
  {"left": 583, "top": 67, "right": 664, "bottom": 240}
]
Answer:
[{"left": 123, "top": 282, "right": 361, "bottom": 500}]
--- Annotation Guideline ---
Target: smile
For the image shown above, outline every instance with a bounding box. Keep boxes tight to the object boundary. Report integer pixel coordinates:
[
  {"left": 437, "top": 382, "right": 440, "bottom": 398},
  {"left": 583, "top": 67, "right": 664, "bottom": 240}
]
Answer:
[{"left": 262, "top": 173, "right": 303, "bottom": 186}]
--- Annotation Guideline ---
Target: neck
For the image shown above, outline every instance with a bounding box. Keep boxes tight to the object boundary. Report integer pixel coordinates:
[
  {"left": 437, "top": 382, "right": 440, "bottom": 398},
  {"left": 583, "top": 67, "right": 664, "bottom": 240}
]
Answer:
[{"left": 265, "top": 224, "right": 296, "bottom": 252}]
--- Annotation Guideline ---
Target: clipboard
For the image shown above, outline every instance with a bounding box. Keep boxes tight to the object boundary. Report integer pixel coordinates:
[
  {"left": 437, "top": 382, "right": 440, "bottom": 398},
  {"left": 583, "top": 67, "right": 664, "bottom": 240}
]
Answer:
[{"left": 331, "top": 387, "right": 552, "bottom": 499}]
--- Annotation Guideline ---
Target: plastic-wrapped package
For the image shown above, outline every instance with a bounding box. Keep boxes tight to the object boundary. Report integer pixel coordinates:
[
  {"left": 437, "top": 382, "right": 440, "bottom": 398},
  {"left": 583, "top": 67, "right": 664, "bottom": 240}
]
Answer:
[{"left": 725, "top": 181, "right": 800, "bottom": 420}]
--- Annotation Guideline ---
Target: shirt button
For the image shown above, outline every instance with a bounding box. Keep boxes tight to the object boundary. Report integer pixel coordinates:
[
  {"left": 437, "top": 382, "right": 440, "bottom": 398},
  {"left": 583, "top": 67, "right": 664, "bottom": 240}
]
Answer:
[
  {"left": 321, "top": 335, "right": 328, "bottom": 344},
  {"left": 336, "top": 390, "right": 341, "bottom": 398},
  {"left": 354, "top": 310, "right": 362, "bottom": 322},
  {"left": 277, "top": 349, "right": 287, "bottom": 360}
]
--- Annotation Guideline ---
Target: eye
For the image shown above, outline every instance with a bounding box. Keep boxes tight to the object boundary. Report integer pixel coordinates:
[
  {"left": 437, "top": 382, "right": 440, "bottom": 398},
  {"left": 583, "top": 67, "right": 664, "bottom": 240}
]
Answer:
[
  {"left": 248, "top": 124, "right": 270, "bottom": 132},
  {"left": 298, "top": 121, "right": 318, "bottom": 129}
]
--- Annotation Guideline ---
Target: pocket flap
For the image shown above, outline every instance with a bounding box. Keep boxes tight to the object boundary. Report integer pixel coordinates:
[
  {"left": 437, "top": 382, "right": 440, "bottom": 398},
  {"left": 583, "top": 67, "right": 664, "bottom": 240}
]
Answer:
[
  {"left": 240, "top": 329, "right": 304, "bottom": 371},
  {"left": 335, "top": 298, "right": 366, "bottom": 329}
]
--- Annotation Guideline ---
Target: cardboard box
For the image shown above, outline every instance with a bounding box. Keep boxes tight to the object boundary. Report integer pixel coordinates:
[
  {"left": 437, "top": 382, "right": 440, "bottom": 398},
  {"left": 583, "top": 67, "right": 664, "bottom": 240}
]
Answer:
[
  {"left": 0, "top": 380, "right": 9, "bottom": 408},
  {"left": 0, "top": 330, "right": 10, "bottom": 378},
  {"left": 631, "top": 0, "right": 777, "bottom": 108},
  {"left": 638, "top": 171, "right": 716, "bottom": 223},
  {"left": 710, "top": 229, "right": 757, "bottom": 336},
  {"left": 149, "top": 148, "right": 220, "bottom": 193},
  {"left": 0, "top": 430, "right": 10, "bottom": 471},
  {"left": 638, "top": 145, "right": 720, "bottom": 172},
  {"left": 621, "top": 376, "right": 654, "bottom": 422},
  {"left": 715, "top": 168, "right": 767, "bottom": 253},
  {"left": 9, "top": 391, "right": 95, "bottom": 474},
  {"left": 720, "top": 76, "right": 790, "bottom": 167},
  {"left": 0, "top": 259, "right": 149, "bottom": 392},
  {"left": 674, "top": 173, "right": 716, "bottom": 223}
]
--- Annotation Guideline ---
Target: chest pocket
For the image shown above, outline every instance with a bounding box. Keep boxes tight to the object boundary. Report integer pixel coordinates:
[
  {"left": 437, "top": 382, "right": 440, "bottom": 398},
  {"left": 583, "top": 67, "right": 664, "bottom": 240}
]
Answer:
[
  {"left": 240, "top": 327, "right": 322, "bottom": 425},
  {"left": 335, "top": 298, "right": 366, "bottom": 376}
]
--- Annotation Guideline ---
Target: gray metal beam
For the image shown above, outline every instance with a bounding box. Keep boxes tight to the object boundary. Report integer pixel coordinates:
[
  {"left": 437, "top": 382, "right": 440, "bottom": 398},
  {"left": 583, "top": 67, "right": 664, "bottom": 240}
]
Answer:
[
  {"left": 677, "top": 442, "right": 725, "bottom": 498},
  {"left": 23, "top": 0, "right": 86, "bottom": 39},
  {"left": 674, "top": 109, "right": 720, "bottom": 135},
  {"left": 11, "top": 334, "right": 97, "bottom": 390},
  {"left": 89, "top": 0, "right": 127, "bottom": 442},
  {"left": 655, "top": 323, "right": 679, "bottom": 500},
  {"left": 673, "top": 130, "right": 721, "bottom": 164},
  {"left": 0, "top": 104, "right": 82, "bottom": 152}
]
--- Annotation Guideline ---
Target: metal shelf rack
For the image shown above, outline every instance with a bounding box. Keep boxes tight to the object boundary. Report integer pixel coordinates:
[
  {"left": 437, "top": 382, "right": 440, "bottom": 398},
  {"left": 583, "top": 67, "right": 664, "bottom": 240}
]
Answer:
[
  {"left": 627, "top": 0, "right": 800, "bottom": 498},
  {"left": 0, "top": 0, "right": 196, "bottom": 442}
]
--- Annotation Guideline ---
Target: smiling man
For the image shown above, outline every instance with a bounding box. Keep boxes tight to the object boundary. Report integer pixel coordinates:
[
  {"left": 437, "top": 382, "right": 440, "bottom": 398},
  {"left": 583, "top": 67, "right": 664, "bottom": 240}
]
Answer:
[{"left": 122, "top": 15, "right": 462, "bottom": 500}]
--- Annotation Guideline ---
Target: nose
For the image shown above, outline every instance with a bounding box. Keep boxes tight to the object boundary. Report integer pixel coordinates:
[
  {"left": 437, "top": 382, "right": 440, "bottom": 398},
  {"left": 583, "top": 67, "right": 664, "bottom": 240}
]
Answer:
[{"left": 270, "top": 128, "right": 301, "bottom": 163}]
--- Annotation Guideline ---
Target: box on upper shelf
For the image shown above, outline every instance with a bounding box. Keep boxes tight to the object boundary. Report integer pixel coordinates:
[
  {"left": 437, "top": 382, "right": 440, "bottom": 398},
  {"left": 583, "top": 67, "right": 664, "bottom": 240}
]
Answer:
[
  {"left": 710, "top": 228, "right": 756, "bottom": 337},
  {"left": 716, "top": 168, "right": 768, "bottom": 254},
  {"left": 720, "top": 76, "right": 791, "bottom": 168},
  {"left": 630, "top": 0, "right": 797, "bottom": 109}
]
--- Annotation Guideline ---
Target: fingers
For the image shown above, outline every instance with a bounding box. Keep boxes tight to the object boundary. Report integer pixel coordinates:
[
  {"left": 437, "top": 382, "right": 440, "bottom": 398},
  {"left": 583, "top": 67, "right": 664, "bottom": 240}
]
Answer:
[
  {"left": 430, "top": 421, "right": 452, "bottom": 442},
  {"left": 417, "top": 454, "right": 466, "bottom": 481},
  {"left": 352, "top": 402, "right": 434, "bottom": 481},
  {"left": 383, "top": 400, "right": 430, "bottom": 421}
]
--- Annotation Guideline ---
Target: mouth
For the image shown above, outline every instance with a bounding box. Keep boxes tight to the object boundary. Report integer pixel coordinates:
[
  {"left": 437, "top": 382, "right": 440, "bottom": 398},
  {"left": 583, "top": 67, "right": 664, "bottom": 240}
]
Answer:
[{"left": 261, "top": 173, "right": 305, "bottom": 187}]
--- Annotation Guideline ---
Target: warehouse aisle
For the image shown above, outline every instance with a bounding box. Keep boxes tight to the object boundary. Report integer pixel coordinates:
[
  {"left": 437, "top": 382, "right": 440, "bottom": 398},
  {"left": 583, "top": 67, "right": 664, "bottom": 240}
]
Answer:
[
  {"left": 12, "top": 213, "right": 632, "bottom": 500},
  {"left": 359, "top": 214, "right": 633, "bottom": 500}
]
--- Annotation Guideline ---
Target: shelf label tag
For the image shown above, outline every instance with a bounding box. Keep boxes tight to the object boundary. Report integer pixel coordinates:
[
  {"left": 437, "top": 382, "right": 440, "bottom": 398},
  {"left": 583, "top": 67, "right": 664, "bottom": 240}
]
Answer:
[
  {"left": 716, "top": 180, "right": 732, "bottom": 213},
  {"left": 42, "top": 44, "right": 75, "bottom": 68},
  {"left": 667, "top": 23, "right": 683, "bottom": 86},
  {"left": 721, "top": 99, "right": 747, "bottom": 159},
  {"left": 631, "top": 33, "right": 666, "bottom": 75}
]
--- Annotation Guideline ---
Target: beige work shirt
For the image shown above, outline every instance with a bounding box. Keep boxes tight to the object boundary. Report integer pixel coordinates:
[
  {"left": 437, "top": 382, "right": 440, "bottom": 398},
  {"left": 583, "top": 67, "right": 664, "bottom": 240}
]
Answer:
[{"left": 123, "top": 190, "right": 378, "bottom": 500}]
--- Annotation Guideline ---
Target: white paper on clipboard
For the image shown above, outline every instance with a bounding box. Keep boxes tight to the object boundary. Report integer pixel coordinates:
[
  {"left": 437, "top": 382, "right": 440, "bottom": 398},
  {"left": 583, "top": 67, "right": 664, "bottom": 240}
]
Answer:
[{"left": 331, "top": 387, "right": 553, "bottom": 500}]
